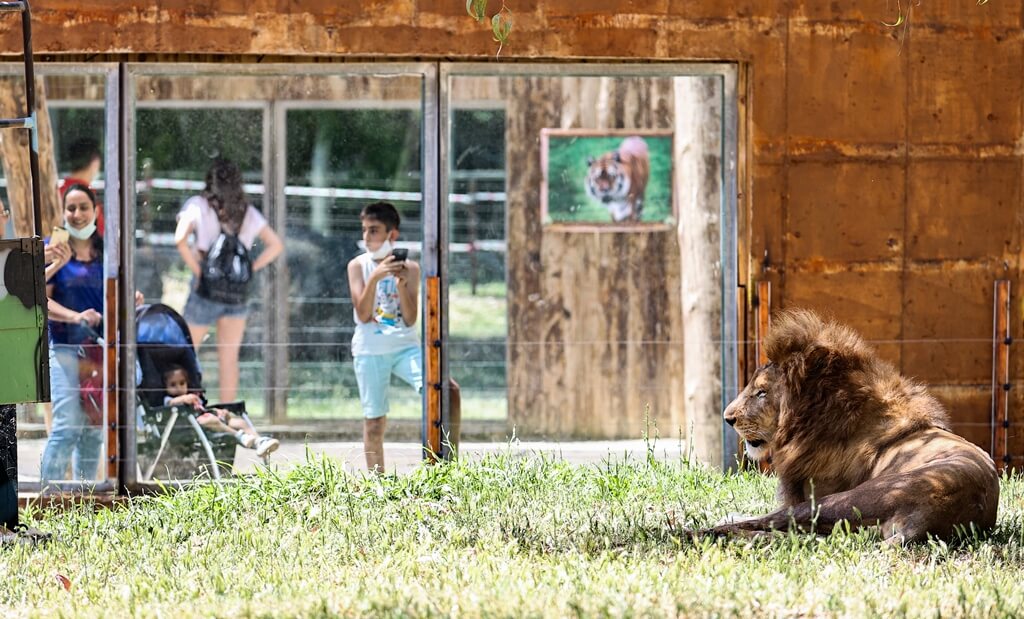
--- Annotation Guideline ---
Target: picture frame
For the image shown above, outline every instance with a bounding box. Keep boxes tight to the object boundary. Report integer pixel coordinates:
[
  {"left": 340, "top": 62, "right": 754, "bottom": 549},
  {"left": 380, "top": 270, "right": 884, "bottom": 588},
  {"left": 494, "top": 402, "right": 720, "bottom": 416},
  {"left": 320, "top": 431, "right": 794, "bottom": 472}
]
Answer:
[{"left": 540, "top": 128, "right": 676, "bottom": 231}]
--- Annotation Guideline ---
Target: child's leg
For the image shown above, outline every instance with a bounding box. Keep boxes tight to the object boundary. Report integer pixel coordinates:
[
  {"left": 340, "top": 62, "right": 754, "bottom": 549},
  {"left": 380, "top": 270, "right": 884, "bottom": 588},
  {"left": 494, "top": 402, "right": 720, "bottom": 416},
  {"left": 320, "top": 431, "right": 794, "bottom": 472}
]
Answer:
[
  {"left": 392, "top": 347, "right": 460, "bottom": 455},
  {"left": 448, "top": 378, "right": 462, "bottom": 454},
  {"left": 196, "top": 413, "right": 233, "bottom": 434},
  {"left": 222, "top": 411, "right": 258, "bottom": 438},
  {"left": 364, "top": 416, "right": 387, "bottom": 473},
  {"left": 353, "top": 354, "right": 392, "bottom": 473}
]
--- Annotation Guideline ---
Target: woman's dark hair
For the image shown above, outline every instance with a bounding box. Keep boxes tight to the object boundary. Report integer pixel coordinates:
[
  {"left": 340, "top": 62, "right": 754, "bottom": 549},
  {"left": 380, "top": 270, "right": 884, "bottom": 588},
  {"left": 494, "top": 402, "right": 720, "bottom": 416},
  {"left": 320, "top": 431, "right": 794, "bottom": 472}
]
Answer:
[
  {"left": 62, "top": 182, "right": 103, "bottom": 259},
  {"left": 203, "top": 158, "right": 248, "bottom": 231}
]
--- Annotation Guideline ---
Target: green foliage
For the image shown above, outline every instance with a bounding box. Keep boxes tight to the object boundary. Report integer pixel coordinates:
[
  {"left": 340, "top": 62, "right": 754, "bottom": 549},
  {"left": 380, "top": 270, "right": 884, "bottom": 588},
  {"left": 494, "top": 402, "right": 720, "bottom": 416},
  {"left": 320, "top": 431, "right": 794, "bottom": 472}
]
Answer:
[
  {"left": 491, "top": 8, "right": 513, "bottom": 56},
  {"left": 465, "top": 1, "right": 512, "bottom": 56},
  {"left": 137, "top": 109, "right": 263, "bottom": 178},
  {"left": 466, "top": 0, "right": 487, "bottom": 22}
]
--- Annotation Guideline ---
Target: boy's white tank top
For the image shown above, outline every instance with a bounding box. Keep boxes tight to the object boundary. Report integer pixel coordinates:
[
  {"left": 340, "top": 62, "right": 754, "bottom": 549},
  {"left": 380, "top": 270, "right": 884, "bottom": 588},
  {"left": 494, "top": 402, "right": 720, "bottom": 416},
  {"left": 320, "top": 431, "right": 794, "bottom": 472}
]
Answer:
[{"left": 351, "top": 252, "right": 419, "bottom": 356}]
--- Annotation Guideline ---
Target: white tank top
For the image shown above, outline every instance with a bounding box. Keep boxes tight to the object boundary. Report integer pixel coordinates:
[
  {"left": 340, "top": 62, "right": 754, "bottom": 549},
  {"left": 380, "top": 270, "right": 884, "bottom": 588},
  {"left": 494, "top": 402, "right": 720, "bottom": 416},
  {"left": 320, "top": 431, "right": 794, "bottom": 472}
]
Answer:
[{"left": 351, "top": 252, "right": 419, "bottom": 356}]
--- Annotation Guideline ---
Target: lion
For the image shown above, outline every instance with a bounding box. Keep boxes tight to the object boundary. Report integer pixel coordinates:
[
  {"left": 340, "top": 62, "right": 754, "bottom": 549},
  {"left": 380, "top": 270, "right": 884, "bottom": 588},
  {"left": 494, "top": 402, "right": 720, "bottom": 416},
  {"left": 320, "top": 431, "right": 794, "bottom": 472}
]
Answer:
[{"left": 705, "top": 309, "right": 999, "bottom": 544}]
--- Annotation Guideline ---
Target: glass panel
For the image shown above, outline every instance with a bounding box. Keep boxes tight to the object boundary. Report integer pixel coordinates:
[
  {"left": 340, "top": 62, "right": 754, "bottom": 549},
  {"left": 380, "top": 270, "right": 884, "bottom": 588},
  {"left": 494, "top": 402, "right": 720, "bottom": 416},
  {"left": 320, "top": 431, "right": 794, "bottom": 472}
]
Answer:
[
  {"left": 1, "top": 69, "right": 113, "bottom": 489},
  {"left": 448, "top": 106, "right": 508, "bottom": 421},
  {"left": 129, "top": 69, "right": 427, "bottom": 482},
  {"left": 445, "top": 70, "right": 733, "bottom": 461},
  {"left": 284, "top": 103, "right": 423, "bottom": 421}
]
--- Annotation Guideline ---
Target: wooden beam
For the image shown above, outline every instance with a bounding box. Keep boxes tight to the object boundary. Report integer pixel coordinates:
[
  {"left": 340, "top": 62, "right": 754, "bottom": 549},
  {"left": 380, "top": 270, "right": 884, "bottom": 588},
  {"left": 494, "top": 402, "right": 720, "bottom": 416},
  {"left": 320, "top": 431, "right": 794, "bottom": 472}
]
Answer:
[
  {"left": 754, "top": 280, "right": 771, "bottom": 366},
  {"left": 424, "top": 276, "right": 441, "bottom": 461},
  {"left": 992, "top": 280, "right": 1011, "bottom": 472},
  {"left": 104, "top": 278, "right": 118, "bottom": 481},
  {"left": 0, "top": 77, "right": 60, "bottom": 237}
]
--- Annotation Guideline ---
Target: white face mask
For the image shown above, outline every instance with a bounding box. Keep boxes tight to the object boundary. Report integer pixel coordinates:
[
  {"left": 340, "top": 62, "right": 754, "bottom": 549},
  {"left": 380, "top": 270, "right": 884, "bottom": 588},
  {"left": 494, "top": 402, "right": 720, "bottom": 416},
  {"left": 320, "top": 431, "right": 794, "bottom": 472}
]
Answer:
[
  {"left": 65, "top": 220, "right": 97, "bottom": 240},
  {"left": 367, "top": 239, "right": 393, "bottom": 261}
]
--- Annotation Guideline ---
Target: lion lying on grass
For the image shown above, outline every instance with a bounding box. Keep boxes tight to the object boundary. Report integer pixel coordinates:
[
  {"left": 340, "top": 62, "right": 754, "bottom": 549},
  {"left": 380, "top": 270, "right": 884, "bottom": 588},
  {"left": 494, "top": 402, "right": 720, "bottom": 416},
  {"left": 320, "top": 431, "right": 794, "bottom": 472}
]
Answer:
[{"left": 706, "top": 309, "right": 999, "bottom": 543}]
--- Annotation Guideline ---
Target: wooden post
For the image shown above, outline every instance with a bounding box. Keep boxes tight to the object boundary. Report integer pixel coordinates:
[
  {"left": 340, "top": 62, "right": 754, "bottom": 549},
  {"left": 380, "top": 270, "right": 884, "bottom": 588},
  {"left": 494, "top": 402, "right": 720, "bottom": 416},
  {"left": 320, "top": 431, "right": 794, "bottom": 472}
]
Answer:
[
  {"left": 0, "top": 77, "right": 61, "bottom": 237},
  {"left": 736, "top": 284, "right": 748, "bottom": 465},
  {"left": 105, "top": 279, "right": 118, "bottom": 481},
  {"left": 753, "top": 280, "right": 772, "bottom": 472},
  {"left": 992, "top": 280, "right": 1011, "bottom": 472},
  {"left": 754, "top": 280, "right": 771, "bottom": 366},
  {"left": 424, "top": 276, "right": 442, "bottom": 461}
]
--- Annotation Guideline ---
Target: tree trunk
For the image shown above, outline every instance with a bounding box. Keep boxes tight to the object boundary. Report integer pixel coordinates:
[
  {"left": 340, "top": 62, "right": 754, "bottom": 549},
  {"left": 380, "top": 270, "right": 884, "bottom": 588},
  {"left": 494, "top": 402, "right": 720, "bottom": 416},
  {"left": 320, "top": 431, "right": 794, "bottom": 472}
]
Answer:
[
  {"left": 0, "top": 77, "right": 61, "bottom": 237},
  {"left": 675, "top": 76, "right": 725, "bottom": 467}
]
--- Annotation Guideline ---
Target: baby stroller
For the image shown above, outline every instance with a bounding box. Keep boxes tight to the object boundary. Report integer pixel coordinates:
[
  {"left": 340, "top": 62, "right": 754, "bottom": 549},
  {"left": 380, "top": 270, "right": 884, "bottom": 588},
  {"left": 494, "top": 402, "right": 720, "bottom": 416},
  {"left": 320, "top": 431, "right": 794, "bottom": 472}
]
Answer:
[{"left": 135, "top": 303, "right": 259, "bottom": 481}]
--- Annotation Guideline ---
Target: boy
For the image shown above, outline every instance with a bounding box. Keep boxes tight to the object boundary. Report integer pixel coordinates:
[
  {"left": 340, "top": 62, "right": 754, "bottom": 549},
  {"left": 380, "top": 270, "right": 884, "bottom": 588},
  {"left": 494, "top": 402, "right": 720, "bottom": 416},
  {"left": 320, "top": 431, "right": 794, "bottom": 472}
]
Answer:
[
  {"left": 347, "top": 202, "right": 460, "bottom": 472},
  {"left": 162, "top": 365, "right": 279, "bottom": 459}
]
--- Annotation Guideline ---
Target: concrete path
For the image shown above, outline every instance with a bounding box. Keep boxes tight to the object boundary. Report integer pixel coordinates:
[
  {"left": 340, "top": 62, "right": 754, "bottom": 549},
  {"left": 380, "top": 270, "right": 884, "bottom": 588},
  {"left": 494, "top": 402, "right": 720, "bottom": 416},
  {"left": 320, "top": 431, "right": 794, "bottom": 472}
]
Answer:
[{"left": 16, "top": 437, "right": 693, "bottom": 483}]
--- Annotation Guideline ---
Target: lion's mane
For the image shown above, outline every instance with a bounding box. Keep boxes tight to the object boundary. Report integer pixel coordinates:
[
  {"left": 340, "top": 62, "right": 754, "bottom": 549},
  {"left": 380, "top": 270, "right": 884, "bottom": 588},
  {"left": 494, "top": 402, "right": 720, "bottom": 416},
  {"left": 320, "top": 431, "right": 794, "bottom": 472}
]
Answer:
[{"left": 763, "top": 309, "right": 951, "bottom": 501}]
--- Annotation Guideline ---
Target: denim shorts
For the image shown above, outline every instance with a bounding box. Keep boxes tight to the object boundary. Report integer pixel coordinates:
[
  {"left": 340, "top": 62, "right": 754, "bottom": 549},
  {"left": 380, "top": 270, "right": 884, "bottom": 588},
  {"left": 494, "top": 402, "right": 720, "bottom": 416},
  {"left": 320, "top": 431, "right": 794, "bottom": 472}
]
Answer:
[
  {"left": 183, "top": 289, "right": 248, "bottom": 326},
  {"left": 353, "top": 346, "right": 423, "bottom": 419}
]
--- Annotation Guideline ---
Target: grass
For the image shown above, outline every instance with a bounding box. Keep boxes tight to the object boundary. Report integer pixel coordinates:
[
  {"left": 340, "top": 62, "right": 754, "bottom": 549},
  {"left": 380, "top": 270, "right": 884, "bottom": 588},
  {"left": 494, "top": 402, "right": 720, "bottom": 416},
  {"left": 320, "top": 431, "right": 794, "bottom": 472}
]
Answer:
[{"left": 5, "top": 448, "right": 1024, "bottom": 618}]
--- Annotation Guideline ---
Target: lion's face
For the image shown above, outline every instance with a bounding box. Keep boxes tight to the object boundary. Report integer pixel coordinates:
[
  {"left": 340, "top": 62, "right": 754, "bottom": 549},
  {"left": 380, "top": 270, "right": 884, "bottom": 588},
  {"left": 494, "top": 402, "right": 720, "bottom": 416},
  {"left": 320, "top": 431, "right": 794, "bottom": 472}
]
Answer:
[{"left": 724, "top": 363, "right": 782, "bottom": 461}]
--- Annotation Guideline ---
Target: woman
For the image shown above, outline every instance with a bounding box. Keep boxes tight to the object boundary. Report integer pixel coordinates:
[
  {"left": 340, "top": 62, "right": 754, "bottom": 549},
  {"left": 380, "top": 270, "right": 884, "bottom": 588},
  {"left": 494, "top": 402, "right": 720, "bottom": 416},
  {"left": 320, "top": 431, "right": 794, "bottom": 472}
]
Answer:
[
  {"left": 174, "top": 159, "right": 284, "bottom": 402},
  {"left": 40, "top": 184, "right": 105, "bottom": 484}
]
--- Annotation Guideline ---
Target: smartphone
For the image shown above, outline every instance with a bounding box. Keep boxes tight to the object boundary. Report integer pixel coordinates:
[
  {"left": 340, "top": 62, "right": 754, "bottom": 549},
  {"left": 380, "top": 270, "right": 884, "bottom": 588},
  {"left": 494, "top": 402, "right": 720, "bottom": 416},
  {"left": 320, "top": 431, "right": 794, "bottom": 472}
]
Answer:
[
  {"left": 50, "top": 227, "right": 70, "bottom": 245},
  {"left": 391, "top": 248, "right": 409, "bottom": 262}
]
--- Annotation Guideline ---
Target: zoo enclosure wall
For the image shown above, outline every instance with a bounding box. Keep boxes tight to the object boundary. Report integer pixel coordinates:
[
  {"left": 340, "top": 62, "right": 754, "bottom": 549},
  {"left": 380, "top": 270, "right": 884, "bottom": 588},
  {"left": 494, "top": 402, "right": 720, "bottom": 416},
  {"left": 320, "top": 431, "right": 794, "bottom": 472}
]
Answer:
[{"left": 0, "top": 1, "right": 1021, "bottom": 463}]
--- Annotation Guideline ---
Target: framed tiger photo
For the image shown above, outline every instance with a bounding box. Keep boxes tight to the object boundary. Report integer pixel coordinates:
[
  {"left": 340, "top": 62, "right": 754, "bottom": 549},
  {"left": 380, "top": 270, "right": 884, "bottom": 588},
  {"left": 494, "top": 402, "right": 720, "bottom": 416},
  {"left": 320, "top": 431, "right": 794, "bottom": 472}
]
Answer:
[{"left": 540, "top": 128, "right": 675, "bottom": 230}]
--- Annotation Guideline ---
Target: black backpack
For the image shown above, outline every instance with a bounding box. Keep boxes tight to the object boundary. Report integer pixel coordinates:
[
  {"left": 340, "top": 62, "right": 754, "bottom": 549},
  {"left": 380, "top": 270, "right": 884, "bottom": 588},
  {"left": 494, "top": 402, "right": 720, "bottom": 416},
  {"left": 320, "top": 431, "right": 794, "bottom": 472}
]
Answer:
[{"left": 197, "top": 231, "right": 252, "bottom": 305}]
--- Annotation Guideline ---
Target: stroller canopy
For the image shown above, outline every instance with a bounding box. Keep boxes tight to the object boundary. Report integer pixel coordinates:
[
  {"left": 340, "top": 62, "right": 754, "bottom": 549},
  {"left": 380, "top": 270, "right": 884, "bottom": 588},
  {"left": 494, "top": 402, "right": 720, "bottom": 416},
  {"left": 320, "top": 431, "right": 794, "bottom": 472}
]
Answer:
[{"left": 136, "top": 304, "right": 203, "bottom": 408}]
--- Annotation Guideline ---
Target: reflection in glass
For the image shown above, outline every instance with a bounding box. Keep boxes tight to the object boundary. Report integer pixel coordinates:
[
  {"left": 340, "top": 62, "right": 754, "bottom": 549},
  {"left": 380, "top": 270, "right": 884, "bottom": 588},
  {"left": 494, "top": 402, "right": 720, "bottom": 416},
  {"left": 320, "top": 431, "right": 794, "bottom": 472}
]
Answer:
[
  {"left": 129, "top": 70, "right": 426, "bottom": 481},
  {"left": 3, "top": 70, "right": 111, "bottom": 487},
  {"left": 445, "top": 73, "right": 728, "bottom": 455}
]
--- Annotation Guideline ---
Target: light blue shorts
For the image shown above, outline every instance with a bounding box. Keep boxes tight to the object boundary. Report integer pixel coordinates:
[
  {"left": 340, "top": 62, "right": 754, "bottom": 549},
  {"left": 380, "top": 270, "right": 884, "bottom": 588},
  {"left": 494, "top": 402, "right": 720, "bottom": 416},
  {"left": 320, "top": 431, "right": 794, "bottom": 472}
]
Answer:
[{"left": 353, "top": 346, "right": 423, "bottom": 419}]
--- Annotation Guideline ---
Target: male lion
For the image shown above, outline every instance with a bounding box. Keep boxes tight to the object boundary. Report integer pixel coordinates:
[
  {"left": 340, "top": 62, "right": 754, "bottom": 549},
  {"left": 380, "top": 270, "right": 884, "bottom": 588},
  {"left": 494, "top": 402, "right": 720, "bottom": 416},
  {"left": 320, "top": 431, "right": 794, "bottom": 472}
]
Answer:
[{"left": 708, "top": 309, "right": 999, "bottom": 543}]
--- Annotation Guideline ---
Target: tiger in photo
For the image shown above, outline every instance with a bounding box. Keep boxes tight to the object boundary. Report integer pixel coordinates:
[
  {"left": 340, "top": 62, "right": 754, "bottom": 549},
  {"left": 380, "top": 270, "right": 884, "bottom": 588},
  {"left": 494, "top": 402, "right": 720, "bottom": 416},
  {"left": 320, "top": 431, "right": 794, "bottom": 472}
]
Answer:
[{"left": 584, "top": 136, "right": 650, "bottom": 222}]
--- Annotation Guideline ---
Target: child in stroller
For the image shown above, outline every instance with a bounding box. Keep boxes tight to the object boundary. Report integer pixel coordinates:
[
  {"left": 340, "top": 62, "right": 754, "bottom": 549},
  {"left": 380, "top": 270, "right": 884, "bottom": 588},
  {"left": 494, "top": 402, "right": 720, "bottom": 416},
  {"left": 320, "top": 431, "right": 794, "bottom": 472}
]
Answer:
[
  {"left": 161, "top": 364, "right": 279, "bottom": 458},
  {"left": 136, "top": 303, "right": 279, "bottom": 479}
]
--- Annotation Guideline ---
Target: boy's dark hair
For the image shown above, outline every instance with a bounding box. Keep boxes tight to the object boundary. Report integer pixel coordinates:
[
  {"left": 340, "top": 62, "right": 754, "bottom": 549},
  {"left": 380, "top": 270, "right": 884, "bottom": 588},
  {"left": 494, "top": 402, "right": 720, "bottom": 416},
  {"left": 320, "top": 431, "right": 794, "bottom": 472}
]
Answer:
[
  {"left": 68, "top": 138, "right": 101, "bottom": 173},
  {"left": 360, "top": 202, "right": 401, "bottom": 231}
]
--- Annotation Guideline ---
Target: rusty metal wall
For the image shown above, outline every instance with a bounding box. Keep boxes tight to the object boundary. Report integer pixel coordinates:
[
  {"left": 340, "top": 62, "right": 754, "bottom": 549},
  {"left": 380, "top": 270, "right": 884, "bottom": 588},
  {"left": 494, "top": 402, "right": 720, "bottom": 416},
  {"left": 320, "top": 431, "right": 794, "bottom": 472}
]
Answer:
[{"left": 3, "top": 1, "right": 1019, "bottom": 452}]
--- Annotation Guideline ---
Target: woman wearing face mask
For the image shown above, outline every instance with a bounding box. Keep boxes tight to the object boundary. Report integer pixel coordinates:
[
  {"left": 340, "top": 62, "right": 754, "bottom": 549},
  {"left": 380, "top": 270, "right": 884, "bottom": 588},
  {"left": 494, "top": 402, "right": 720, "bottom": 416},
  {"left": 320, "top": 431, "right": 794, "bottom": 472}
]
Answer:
[
  {"left": 40, "top": 184, "right": 105, "bottom": 484},
  {"left": 174, "top": 158, "right": 284, "bottom": 403}
]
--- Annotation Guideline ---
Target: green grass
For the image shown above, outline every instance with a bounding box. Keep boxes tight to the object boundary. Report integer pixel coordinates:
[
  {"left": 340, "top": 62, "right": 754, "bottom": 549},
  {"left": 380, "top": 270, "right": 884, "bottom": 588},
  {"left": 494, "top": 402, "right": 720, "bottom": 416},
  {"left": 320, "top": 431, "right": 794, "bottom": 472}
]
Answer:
[
  {"left": 6, "top": 451, "right": 1024, "bottom": 617},
  {"left": 448, "top": 280, "right": 507, "bottom": 341}
]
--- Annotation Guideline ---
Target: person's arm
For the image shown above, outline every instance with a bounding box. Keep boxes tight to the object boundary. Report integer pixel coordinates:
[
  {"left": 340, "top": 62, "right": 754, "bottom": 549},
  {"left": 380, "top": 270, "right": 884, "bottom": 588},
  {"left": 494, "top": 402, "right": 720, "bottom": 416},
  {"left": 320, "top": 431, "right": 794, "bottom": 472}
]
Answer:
[
  {"left": 396, "top": 260, "right": 420, "bottom": 327},
  {"left": 252, "top": 224, "right": 284, "bottom": 273},
  {"left": 43, "top": 242, "right": 71, "bottom": 281},
  {"left": 166, "top": 393, "right": 203, "bottom": 408},
  {"left": 46, "top": 283, "right": 101, "bottom": 326},
  {"left": 348, "top": 256, "right": 402, "bottom": 324},
  {"left": 173, "top": 216, "right": 201, "bottom": 277},
  {"left": 348, "top": 259, "right": 374, "bottom": 324}
]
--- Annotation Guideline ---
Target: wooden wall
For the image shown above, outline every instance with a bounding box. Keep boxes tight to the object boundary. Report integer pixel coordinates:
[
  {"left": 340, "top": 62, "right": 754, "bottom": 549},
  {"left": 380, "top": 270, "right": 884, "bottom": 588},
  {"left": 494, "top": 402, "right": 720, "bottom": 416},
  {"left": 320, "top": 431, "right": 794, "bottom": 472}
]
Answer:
[
  {"left": 504, "top": 76, "right": 684, "bottom": 439},
  {"left": 3, "top": 1, "right": 1021, "bottom": 455}
]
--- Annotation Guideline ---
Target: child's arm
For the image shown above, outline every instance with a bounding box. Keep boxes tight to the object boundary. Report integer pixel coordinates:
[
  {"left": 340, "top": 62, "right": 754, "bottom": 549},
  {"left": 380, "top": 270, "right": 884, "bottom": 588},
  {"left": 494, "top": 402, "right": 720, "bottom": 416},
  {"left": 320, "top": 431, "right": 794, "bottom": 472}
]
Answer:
[
  {"left": 348, "top": 256, "right": 402, "bottom": 323},
  {"left": 166, "top": 393, "right": 203, "bottom": 409},
  {"left": 396, "top": 259, "right": 420, "bottom": 326}
]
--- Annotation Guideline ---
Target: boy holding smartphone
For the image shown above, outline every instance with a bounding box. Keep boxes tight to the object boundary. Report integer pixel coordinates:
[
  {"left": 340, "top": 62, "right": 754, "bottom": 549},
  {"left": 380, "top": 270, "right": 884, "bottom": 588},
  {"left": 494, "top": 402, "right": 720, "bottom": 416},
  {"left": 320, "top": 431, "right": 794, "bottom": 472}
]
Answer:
[
  {"left": 350, "top": 200, "right": 466, "bottom": 471},
  {"left": 347, "top": 202, "right": 460, "bottom": 472}
]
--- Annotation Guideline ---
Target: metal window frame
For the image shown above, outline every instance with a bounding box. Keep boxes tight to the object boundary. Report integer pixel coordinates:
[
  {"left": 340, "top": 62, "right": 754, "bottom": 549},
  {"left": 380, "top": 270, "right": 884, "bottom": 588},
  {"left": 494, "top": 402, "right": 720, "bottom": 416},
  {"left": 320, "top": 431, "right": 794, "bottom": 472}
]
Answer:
[
  {"left": 438, "top": 62, "right": 740, "bottom": 469},
  {"left": 0, "top": 62, "right": 120, "bottom": 493}
]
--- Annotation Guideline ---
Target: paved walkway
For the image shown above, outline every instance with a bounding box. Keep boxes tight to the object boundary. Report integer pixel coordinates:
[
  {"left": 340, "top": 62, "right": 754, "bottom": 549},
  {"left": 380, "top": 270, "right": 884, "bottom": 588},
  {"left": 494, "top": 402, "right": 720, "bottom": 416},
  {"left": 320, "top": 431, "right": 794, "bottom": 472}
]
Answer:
[{"left": 16, "top": 437, "right": 692, "bottom": 483}]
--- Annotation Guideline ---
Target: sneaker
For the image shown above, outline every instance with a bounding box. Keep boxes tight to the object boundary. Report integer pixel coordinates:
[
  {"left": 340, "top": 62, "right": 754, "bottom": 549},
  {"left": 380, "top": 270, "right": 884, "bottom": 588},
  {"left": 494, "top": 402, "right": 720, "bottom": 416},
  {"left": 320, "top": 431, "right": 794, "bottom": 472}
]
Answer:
[
  {"left": 236, "top": 430, "right": 257, "bottom": 449},
  {"left": 255, "top": 436, "right": 280, "bottom": 459}
]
